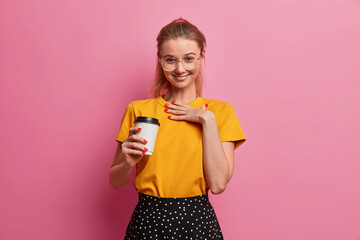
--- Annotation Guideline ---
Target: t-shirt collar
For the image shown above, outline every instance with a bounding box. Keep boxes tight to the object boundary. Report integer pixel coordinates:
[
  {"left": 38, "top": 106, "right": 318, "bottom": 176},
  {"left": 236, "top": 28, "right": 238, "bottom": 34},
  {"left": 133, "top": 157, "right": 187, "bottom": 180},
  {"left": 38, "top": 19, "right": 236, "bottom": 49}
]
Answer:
[{"left": 156, "top": 95, "right": 204, "bottom": 108}]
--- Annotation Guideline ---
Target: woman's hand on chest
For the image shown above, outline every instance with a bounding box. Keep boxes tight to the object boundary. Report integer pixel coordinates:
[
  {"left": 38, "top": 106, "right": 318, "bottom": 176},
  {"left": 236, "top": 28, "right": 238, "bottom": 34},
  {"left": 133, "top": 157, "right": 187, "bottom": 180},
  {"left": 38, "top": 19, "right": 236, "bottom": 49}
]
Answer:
[{"left": 164, "top": 102, "right": 214, "bottom": 124}]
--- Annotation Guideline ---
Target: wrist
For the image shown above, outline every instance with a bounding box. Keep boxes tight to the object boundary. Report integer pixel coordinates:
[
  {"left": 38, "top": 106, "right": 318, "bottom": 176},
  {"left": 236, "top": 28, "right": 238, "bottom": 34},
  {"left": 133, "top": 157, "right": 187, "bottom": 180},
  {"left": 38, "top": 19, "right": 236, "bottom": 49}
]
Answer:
[
  {"left": 123, "top": 159, "right": 134, "bottom": 169},
  {"left": 200, "top": 110, "right": 215, "bottom": 124},
  {"left": 120, "top": 152, "right": 135, "bottom": 169}
]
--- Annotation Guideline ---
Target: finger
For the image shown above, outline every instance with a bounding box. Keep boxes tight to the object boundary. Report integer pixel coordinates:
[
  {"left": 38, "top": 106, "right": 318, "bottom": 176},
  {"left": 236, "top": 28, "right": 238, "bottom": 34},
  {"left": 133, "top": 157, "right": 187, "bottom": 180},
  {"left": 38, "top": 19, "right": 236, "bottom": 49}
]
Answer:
[
  {"left": 122, "top": 147, "right": 146, "bottom": 156},
  {"left": 165, "top": 108, "right": 186, "bottom": 115},
  {"left": 123, "top": 141, "right": 148, "bottom": 152},
  {"left": 202, "top": 103, "right": 208, "bottom": 109},
  {"left": 130, "top": 134, "right": 148, "bottom": 144},
  {"left": 165, "top": 103, "right": 185, "bottom": 110},
  {"left": 168, "top": 115, "right": 186, "bottom": 121},
  {"left": 125, "top": 134, "right": 148, "bottom": 144},
  {"left": 129, "top": 127, "right": 142, "bottom": 136}
]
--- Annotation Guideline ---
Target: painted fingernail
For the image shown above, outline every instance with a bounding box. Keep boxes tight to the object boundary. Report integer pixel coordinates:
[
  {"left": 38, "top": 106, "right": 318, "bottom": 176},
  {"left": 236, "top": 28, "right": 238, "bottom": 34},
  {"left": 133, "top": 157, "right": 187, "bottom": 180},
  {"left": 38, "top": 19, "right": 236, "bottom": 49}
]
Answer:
[
  {"left": 164, "top": 108, "right": 168, "bottom": 112},
  {"left": 144, "top": 147, "right": 148, "bottom": 151},
  {"left": 144, "top": 139, "right": 148, "bottom": 143},
  {"left": 205, "top": 103, "right": 208, "bottom": 107},
  {"left": 172, "top": 100, "right": 176, "bottom": 104},
  {"left": 168, "top": 116, "right": 171, "bottom": 119},
  {"left": 165, "top": 103, "right": 169, "bottom": 107},
  {"left": 138, "top": 128, "right": 142, "bottom": 131},
  {"left": 142, "top": 152, "right": 145, "bottom": 155}
]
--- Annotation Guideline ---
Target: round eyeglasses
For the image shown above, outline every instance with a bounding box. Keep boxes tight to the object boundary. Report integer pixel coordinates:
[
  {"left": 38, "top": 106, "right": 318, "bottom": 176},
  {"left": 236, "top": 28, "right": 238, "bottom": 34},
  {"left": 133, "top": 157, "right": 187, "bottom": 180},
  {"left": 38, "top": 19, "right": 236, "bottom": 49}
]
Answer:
[{"left": 159, "top": 56, "right": 201, "bottom": 71}]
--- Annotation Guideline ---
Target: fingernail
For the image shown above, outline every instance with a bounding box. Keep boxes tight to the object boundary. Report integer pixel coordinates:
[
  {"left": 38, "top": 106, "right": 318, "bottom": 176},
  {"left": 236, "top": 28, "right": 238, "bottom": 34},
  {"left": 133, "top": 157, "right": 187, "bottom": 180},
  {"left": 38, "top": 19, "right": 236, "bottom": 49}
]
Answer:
[
  {"left": 165, "top": 103, "right": 169, "bottom": 107},
  {"left": 138, "top": 128, "right": 142, "bottom": 131},
  {"left": 168, "top": 116, "right": 171, "bottom": 119},
  {"left": 172, "top": 100, "right": 176, "bottom": 104},
  {"left": 144, "top": 139, "right": 148, "bottom": 143},
  {"left": 205, "top": 103, "right": 208, "bottom": 107},
  {"left": 164, "top": 108, "right": 168, "bottom": 112},
  {"left": 144, "top": 147, "right": 148, "bottom": 151},
  {"left": 142, "top": 152, "right": 145, "bottom": 155}
]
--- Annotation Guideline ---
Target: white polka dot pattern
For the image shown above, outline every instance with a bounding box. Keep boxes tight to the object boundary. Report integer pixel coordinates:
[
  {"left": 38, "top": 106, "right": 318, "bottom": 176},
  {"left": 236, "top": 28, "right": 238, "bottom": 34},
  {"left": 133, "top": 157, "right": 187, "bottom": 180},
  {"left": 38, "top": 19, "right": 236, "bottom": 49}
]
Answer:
[{"left": 124, "top": 193, "right": 224, "bottom": 239}]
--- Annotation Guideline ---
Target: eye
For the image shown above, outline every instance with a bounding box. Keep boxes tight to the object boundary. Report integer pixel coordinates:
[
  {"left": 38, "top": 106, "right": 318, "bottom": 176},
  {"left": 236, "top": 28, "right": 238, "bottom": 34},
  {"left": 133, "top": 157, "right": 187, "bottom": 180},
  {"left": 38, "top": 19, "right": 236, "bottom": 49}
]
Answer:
[
  {"left": 184, "top": 57, "right": 195, "bottom": 62},
  {"left": 165, "top": 58, "right": 177, "bottom": 63}
]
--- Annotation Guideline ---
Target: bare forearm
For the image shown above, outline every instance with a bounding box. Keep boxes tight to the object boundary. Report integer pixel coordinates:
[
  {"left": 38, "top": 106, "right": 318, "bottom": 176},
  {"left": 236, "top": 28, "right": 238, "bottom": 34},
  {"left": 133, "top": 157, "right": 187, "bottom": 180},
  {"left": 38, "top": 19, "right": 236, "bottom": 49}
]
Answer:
[
  {"left": 201, "top": 112, "right": 231, "bottom": 194},
  {"left": 109, "top": 153, "right": 133, "bottom": 189}
]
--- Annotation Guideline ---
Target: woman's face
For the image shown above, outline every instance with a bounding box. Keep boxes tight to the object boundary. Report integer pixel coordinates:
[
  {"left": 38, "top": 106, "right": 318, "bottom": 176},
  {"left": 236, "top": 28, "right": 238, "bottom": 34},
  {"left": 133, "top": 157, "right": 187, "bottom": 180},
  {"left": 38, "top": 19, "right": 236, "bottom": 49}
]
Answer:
[{"left": 159, "top": 38, "right": 203, "bottom": 93}]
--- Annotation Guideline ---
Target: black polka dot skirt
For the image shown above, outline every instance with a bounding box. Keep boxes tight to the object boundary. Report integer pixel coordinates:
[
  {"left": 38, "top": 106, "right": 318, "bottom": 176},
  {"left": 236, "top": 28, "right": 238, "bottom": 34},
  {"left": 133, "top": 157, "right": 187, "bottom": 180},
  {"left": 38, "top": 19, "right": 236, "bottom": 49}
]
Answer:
[{"left": 124, "top": 192, "right": 224, "bottom": 240}]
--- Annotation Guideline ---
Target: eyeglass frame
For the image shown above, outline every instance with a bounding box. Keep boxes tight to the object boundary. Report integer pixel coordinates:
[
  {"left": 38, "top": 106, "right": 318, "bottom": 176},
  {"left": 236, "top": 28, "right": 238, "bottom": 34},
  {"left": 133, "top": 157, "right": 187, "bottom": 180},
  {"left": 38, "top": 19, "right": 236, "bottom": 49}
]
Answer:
[{"left": 158, "top": 56, "right": 201, "bottom": 72}]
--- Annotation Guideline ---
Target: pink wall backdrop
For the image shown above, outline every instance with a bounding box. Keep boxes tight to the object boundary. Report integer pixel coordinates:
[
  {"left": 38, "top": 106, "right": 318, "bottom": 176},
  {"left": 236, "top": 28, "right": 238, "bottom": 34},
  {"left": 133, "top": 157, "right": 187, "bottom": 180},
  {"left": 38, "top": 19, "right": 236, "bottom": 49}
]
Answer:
[{"left": 1, "top": 0, "right": 359, "bottom": 239}]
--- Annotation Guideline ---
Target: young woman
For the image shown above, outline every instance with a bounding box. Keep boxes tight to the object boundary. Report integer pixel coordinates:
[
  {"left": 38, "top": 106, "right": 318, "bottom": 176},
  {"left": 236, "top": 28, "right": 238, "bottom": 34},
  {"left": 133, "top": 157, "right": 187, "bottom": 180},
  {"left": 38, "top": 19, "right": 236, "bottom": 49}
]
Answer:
[{"left": 110, "top": 18, "right": 246, "bottom": 239}]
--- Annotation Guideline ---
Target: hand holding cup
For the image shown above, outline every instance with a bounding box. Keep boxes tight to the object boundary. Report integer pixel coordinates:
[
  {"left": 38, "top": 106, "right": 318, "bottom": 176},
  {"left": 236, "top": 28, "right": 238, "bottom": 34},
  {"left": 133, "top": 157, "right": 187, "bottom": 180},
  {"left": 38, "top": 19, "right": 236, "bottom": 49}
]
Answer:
[
  {"left": 121, "top": 127, "right": 149, "bottom": 168},
  {"left": 121, "top": 117, "right": 160, "bottom": 168}
]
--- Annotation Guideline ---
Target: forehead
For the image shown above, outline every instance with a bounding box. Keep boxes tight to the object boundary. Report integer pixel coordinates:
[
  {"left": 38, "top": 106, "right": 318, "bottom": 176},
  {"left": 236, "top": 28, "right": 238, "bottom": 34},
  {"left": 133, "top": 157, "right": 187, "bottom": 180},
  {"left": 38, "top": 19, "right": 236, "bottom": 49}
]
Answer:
[{"left": 160, "top": 38, "right": 201, "bottom": 56}]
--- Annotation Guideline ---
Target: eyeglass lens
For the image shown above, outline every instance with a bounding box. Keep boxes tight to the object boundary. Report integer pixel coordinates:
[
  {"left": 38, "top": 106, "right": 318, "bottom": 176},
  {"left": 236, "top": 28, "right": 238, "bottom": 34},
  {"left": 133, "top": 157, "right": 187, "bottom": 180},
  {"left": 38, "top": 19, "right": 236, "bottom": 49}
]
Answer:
[{"left": 162, "top": 57, "right": 198, "bottom": 71}]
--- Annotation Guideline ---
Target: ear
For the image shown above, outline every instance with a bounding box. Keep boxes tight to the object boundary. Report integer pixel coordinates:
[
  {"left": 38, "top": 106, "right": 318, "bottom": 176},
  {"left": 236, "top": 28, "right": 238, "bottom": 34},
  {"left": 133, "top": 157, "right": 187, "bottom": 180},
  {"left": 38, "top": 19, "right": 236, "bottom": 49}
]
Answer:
[{"left": 200, "top": 50, "right": 206, "bottom": 64}]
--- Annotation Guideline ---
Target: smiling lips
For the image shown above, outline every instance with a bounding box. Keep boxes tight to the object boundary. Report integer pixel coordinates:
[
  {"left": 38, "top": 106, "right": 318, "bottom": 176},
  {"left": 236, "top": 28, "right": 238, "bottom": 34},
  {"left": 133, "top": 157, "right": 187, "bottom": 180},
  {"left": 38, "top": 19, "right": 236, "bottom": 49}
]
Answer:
[{"left": 173, "top": 74, "right": 190, "bottom": 81}]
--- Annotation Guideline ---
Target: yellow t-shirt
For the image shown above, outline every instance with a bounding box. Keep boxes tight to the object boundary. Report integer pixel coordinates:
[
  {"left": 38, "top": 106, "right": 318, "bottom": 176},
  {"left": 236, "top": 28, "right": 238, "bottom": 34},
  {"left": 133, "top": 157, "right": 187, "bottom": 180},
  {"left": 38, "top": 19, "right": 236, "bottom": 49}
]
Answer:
[{"left": 115, "top": 96, "right": 246, "bottom": 198}]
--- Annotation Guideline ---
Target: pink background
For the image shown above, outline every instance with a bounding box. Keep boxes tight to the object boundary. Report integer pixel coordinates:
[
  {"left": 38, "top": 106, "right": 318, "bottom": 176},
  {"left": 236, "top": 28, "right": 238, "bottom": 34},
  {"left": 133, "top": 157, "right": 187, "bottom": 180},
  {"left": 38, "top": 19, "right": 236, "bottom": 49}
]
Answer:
[{"left": 1, "top": 0, "right": 360, "bottom": 239}]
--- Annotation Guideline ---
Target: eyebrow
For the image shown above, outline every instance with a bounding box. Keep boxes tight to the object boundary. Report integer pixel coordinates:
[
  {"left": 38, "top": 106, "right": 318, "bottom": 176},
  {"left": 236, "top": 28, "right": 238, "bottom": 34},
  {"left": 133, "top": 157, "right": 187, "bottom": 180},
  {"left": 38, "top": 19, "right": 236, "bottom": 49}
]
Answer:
[{"left": 163, "top": 52, "right": 197, "bottom": 58}]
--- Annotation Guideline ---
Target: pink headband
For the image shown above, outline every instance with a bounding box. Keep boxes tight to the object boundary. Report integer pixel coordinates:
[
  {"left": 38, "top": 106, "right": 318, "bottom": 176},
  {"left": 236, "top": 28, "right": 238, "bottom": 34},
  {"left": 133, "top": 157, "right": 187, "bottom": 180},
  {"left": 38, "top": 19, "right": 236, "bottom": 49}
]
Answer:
[{"left": 175, "top": 19, "right": 185, "bottom": 23}]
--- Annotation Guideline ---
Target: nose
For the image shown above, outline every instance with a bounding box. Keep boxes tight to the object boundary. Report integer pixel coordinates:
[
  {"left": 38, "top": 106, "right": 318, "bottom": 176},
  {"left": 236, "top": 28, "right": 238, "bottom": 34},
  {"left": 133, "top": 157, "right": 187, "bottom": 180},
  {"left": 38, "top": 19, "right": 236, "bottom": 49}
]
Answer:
[{"left": 174, "top": 59, "right": 186, "bottom": 73}]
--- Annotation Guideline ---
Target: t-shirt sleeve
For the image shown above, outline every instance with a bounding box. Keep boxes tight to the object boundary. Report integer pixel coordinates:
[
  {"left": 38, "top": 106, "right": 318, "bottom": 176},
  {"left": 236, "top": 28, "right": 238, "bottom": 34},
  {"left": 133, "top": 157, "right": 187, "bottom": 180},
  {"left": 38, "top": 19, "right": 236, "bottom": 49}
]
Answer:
[
  {"left": 218, "top": 102, "right": 246, "bottom": 149},
  {"left": 115, "top": 102, "right": 136, "bottom": 143}
]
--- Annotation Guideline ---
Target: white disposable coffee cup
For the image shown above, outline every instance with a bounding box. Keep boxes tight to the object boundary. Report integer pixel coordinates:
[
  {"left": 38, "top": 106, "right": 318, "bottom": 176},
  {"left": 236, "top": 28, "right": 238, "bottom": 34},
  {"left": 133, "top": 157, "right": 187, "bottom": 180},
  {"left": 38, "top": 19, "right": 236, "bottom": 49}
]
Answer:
[{"left": 134, "top": 117, "right": 160, "bottom": 156}]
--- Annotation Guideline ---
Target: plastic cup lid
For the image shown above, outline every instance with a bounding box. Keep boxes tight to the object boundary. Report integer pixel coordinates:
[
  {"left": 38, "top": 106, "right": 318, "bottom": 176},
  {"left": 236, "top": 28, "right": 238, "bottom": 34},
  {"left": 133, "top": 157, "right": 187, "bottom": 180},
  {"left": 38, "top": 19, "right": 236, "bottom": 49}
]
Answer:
[{"left": 134, "top": 117, "right": 160, "bottom": 126}]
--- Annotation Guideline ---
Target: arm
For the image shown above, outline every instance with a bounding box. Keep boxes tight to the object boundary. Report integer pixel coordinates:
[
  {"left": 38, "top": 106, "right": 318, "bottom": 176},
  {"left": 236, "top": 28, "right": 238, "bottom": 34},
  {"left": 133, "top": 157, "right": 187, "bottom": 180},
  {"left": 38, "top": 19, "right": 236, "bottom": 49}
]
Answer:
[
  {"left": 201, "top": 111, "right": 235, "bottom": 194},
  {"left": 166, "top": 102, "right": 235, "bottom": 194},
  {"left": 109, "top": 142, "right": 133, "bottom": 189},
  {"left": 109, "top": 127, "right": 148, "bottom": 189}
]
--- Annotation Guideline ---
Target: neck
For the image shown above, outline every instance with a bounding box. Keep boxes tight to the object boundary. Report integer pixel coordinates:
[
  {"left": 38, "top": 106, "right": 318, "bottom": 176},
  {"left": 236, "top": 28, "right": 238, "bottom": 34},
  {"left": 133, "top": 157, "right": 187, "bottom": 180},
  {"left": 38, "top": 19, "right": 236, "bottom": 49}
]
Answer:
[{"left": 163, "top": 87, "right": 197, "bottom": 105}]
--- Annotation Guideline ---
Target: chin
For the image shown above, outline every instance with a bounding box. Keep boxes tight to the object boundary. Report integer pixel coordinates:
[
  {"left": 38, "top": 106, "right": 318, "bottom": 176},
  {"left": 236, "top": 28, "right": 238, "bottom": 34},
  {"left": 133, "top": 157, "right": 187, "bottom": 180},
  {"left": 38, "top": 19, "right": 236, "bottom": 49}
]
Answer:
[{"left": 169, "top": 79, "right": 195, "bottom": 90}]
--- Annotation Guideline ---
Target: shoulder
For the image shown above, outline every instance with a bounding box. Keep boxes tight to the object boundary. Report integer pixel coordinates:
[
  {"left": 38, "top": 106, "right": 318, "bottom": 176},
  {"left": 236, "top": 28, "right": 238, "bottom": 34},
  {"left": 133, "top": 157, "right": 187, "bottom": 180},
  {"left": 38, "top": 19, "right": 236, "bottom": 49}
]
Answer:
[
  {"left": 130, "top": 98, "right": 157, "bottom": 104},
  {"left": 126, "top": 98, "right": 158, "bottom": 108},
  {"left": 201, "top": 98, "right": 234, "bottom": 111},
  {"left": 124, "top": 98, "right": 163, "bottom": 117},
  {"left": 201, "top": 98, "right": 238, "bottom": 123}
]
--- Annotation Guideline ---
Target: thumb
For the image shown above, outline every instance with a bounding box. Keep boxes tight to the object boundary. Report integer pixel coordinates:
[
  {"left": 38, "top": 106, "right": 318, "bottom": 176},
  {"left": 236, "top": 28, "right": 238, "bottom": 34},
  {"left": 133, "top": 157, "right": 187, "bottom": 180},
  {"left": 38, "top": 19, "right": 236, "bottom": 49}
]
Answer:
[{"left": 201, "top": 103, "right": 208, "bottom": 110}]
